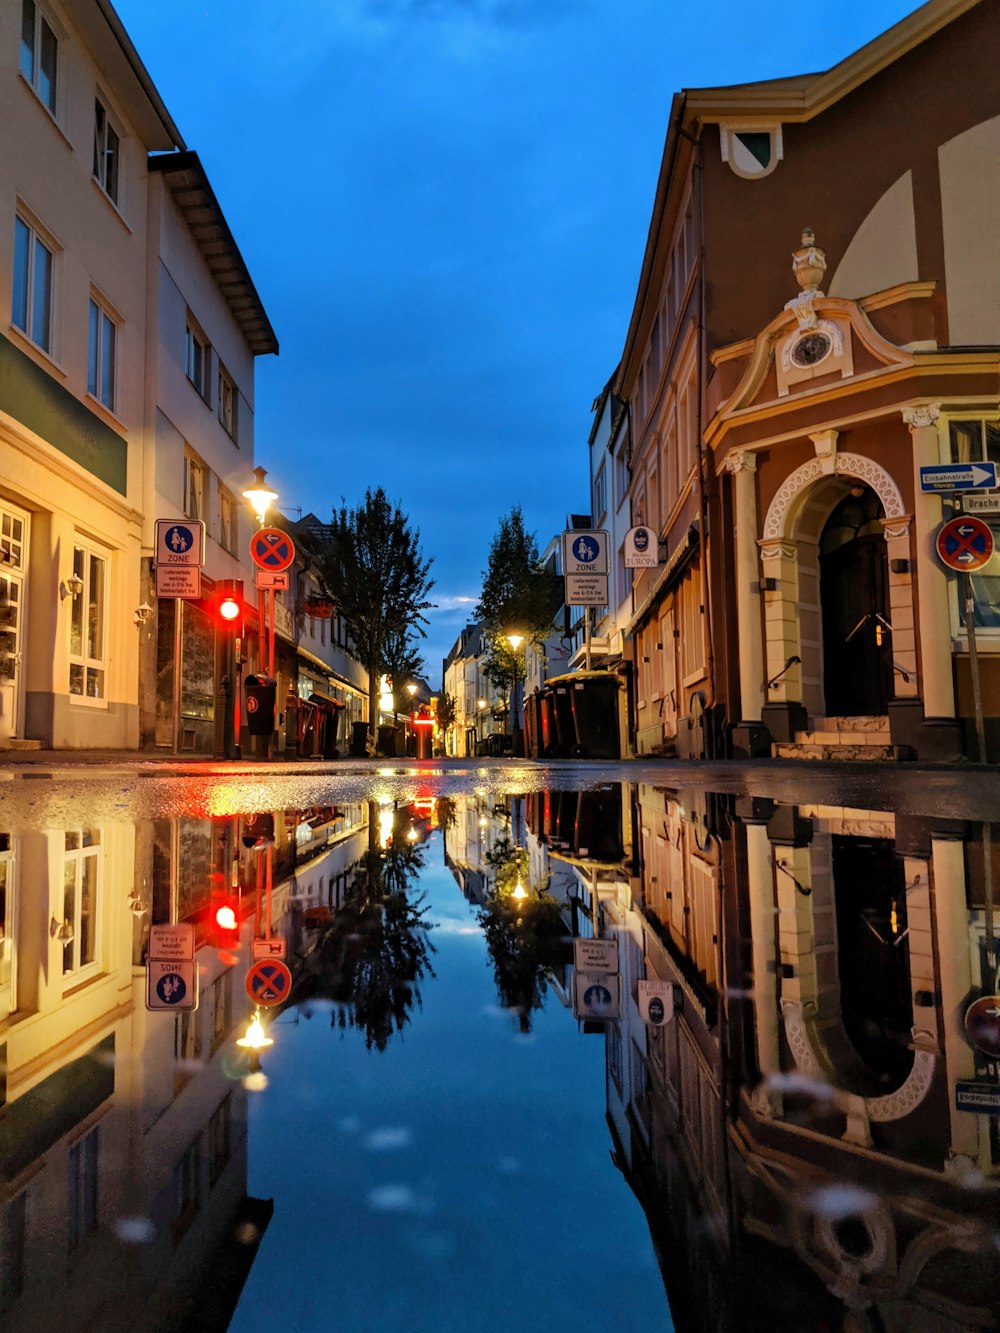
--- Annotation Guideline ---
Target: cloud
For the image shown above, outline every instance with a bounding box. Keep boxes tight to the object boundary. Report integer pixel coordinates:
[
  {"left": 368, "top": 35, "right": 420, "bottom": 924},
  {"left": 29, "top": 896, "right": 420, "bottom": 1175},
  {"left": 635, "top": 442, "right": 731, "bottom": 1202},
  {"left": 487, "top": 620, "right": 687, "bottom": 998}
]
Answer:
[{"left": 430, "top": 593, "right": 478, "bottom": 613}]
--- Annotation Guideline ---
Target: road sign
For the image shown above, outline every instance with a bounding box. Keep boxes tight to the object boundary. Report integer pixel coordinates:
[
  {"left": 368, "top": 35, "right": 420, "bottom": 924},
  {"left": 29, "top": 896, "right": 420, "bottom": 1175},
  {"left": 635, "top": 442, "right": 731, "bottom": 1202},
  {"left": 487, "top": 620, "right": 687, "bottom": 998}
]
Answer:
[
  {"left": 624, "top": 525, "right": 658, "bottom": 568},
  {"left": 252, "top": 936, "right": 287, "bottom": 961},
  {"left": 250, "top": 527, "right": 296, "bottom": 572},
  {"left": 955, "top": 1080, "right": 1000, "bottom": 1115},
  {"left": 149, "top": 923, "right": 195, "bottom": 961},
  {"left": 964, "top": 494, "right": 1000, "bottom": 515},
  {"left": 919, "top": 462, "right": 998, "bottom": 492},
  {"left": 155, "top": 565, "right": 201, "bottom": 599},
  {"left": 572, "top": 971, "right": 621, "bottom": 1021},
  {"left": 936, "top": 516, "right": 995, "bottom": 572},
  {"left": 638, "top": 979, "right": 676, "bottom": 1026},
  {"left": 245, "top": 959, "right": 292, "bottom": 1007},
  {"left": 155, "top": 519, "right": 205, "bottom": 566},
  {"left": 964, "top": 995, "right": 1000, "bottom": 1057},
  {"left": 565, "top": 573, "right": 609, "bottom": 606},
  {"left": 563, "top": 529, "right": 609, "bottom": 575},
  {"left": 255, "top": 570, "right": 289, "bottom": 590},
  {"left": 573, "top": 937, "right": 619, "bottom": 973},
  {"left": 146, "top": 959, "right": 199, "bottom": 1012}
]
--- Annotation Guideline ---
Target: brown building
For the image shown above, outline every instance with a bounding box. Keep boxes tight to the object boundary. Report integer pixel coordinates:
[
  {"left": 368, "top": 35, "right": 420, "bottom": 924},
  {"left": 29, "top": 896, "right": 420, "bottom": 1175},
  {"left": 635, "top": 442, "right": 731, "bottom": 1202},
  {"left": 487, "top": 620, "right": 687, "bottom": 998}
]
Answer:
[{"left": 615, "top": 0, "right": 1000, "bottom": 761}]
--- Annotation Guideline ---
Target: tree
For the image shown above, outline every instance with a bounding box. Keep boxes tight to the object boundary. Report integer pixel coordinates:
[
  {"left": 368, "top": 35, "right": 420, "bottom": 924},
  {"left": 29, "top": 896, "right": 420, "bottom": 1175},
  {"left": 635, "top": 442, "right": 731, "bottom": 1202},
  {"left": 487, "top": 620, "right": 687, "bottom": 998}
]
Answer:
[
  {"left": 435, "top": 691, "right": 457, "bottom": 734},
  {"left": 316, "top": 488, "right": 434, "bottom": 741}
]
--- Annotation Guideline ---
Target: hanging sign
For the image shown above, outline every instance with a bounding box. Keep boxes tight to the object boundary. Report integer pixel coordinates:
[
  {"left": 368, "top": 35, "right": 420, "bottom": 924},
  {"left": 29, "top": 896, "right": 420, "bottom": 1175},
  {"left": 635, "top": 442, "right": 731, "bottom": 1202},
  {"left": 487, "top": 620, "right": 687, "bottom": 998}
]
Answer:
[
  {"left": 624, "top": 525, "right": 658, "bottom": 568},
  {"left": 249, "top": 527, "right": 296, "bottom": 572},
  {"left": 638, "top": 979, "right": 676, "bottom": 1027}
]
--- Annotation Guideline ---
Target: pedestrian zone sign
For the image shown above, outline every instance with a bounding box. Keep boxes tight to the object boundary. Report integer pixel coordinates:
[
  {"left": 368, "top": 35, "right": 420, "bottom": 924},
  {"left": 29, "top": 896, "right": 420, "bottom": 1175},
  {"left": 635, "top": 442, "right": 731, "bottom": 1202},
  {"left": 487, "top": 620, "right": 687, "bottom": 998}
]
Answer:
[
  {"left": 146, "top": 959, "right": 199, "bottom": 1012},
  {"left": 563, "top": 529, "right": 609, "bottom": 575},
  {"left": 155, "top": 519, "right": 205, "bottom": 566}
]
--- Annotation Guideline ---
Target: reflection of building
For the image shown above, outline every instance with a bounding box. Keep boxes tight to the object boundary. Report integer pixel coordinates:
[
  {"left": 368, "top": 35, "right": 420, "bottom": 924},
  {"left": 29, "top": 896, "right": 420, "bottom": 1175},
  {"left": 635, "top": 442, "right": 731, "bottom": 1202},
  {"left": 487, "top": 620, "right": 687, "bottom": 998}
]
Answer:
[
  {"left": 610, "top": 781, "right": 1000, "bottom": 1328},
  {"left": 0, "top": 811, "right": 270, "bottom": 1328}
]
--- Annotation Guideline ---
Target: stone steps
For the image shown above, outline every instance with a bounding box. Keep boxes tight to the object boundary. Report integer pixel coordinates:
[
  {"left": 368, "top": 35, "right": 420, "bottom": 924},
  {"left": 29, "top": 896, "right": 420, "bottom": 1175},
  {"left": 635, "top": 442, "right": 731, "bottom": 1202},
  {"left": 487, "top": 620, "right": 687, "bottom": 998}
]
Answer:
[
  {"left": 773, "top": 742, "right": 900, "bottom": 761},
  {"left": 0, "top": 739, "right": 42, "bottom": 751},
  {"left": 772, "top": 714, "right": 897, "bottom": 761}
]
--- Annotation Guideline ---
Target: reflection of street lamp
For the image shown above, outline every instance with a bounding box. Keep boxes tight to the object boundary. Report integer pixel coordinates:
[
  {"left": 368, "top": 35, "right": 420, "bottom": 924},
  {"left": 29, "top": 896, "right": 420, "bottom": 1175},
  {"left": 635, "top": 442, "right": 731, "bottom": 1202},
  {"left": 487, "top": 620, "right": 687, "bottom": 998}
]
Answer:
[
  {"left": 242, "top": 466, "right": 278, "bottom": 528},
  {"left": 237, "top": 1009, "right": 275, "bottom": 1054}
]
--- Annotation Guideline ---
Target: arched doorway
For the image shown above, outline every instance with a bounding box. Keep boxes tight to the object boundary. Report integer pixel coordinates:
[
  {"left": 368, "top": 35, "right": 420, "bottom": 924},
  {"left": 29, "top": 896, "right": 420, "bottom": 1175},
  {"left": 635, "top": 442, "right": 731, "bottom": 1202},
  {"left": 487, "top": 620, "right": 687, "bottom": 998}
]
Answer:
[{"left": 819, "top": 486, "right": 892, "bottom": 716}]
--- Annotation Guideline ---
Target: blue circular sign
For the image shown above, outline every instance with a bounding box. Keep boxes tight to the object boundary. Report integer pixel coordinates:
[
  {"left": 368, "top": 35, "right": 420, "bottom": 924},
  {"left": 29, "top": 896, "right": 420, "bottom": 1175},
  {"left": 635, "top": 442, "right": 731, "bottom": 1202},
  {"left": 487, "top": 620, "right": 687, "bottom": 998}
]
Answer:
[
  {"left": 155, "top": 972, "right": 187, "bottom": 1005},
  {"left": 164, "top": 524, "right": 195, "bottom": 554},
  {"left": 572, "top": 536, "right": 599, "bottom": 564}
]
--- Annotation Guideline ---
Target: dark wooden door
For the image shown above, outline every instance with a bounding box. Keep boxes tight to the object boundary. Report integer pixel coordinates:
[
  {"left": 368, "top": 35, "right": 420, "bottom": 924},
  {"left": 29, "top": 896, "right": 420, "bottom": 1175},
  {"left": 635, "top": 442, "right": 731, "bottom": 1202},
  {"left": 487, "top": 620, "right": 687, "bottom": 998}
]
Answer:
[{"left": 820, "top": 534, "right": 892, "bottom": 715}]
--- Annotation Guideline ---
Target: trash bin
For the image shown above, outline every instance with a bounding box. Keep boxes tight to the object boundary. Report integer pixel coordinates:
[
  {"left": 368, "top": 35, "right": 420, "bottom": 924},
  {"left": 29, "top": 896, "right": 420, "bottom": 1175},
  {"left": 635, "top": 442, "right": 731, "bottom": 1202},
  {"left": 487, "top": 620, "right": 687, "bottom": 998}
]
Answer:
[
  {"left": 351, "top": 720, "right": 370, "bottom": 757},
  {"left": 539, "top": 689, "right": 558, "bottom": 757},
  {"left": 522, "top": 691, "right": 541, "bottom": 759},
  {"left": 573, "top": 788, "right": 624, "bottom": 863},
  {"left": 568, "top": 673, "right": 622, "bottom": 759},
  {"left": 415, "top": 725, "right": 433, "bottom": 759},
  {"left": 377, "top": 723, "right": 397, "bottom": 757},
  {"left": 550, "top": 684, "right": 575, "bottom": 757},
  {"left": 554, "top": 790, "right": 578, "bottom": 849},
  {"left": 244, "top": 674, "right": 277, "bottom": 736}
]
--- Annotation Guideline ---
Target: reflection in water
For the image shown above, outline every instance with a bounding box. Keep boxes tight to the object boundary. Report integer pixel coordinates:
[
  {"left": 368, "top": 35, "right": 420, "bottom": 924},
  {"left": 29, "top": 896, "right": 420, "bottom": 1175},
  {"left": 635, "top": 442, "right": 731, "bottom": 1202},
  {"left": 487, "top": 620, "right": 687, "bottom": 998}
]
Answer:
[{"left": 0, "top": 774, "right": 999, "bottom": 1329}]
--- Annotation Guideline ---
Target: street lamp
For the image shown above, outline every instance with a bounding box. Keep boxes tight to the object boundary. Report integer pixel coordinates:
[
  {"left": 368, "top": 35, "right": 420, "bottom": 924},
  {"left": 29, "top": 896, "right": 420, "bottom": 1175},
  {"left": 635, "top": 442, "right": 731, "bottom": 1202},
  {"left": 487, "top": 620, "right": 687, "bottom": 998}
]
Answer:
[
  {"left": 505, "top": 633, "right": 526, "bottom": 758},
  {"left": 242, "top": 466, "right": 278, "bottom": 528}
]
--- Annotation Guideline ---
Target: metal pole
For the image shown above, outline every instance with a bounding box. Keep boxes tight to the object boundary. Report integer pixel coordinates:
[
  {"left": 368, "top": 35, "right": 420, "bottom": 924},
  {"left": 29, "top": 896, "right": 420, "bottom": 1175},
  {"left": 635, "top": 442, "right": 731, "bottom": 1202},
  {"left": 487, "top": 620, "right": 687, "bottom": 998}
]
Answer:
[
  {"left": 172, "top": 598, "right": 182, "bottom": 755},
  {"left": 268, "top": 588, "right": 275, "bottom": 677},
  {"left": 585, "top": 607, "right": 592, "bottom": 671},
  {"left": 962, "top": 571, "right": 987, "bottom": 763}
]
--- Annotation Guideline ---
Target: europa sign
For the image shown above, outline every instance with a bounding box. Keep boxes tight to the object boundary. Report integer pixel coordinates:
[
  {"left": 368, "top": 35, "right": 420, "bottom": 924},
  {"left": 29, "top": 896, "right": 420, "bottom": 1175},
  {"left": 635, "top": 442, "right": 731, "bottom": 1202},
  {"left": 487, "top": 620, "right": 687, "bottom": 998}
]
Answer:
[{"left": 624, "top": 525, "right": 658, "bottom": 568}]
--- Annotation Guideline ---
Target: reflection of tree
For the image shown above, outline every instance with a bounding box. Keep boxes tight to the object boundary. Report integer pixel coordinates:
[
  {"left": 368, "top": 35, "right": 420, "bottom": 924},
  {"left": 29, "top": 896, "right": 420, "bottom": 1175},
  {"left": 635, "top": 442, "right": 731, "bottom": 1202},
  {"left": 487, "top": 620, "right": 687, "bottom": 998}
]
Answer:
[
  {"left": 479, "top": 836, "right": 565, "bottom": 1033},
  {"left": 295, "top": 811, "right": 436, "bottom": 1050}
]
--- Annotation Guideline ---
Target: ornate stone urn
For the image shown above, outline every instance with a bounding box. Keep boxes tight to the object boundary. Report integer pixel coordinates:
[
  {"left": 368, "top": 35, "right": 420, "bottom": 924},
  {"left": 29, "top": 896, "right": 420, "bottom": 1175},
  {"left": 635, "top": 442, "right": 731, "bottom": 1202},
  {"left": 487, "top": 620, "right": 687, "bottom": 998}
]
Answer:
[{"left": 792, "top": 227, "right": 827, "bottom": 294}]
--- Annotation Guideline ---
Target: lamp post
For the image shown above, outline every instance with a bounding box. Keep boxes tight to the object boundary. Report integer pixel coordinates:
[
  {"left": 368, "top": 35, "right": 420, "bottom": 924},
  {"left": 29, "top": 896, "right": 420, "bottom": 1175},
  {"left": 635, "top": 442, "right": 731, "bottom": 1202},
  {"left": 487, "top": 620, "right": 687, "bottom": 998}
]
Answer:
[
  {"left": 241, "top": 466, "right": 280, "bottom": 757},
  {"left": 505, "top": 633, "right": 525, "bottom": 758}
]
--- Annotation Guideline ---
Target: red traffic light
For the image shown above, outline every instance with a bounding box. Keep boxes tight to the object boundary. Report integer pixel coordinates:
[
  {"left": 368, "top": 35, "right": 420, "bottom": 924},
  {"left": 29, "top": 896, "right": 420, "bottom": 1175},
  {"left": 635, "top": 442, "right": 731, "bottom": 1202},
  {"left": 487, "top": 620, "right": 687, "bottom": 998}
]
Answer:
[
  {"left": 220, "top": 596, "right": 240, "bottom": 622},
  {"left": 214, "top": 903, "right": 238, "bottom": 932},
  {"left": 217, "top": 579, "right": 244, "bottom": 628}
]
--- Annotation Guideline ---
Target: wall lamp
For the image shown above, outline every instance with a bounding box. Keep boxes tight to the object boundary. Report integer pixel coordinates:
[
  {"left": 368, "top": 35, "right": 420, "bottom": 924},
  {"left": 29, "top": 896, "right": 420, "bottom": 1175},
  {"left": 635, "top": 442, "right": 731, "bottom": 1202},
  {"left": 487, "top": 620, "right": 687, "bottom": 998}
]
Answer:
[
  {"left": 133, "top": 602, "right": 153, "bottom": 627},
  {"left": 50, "top": 915, "right": 74, "bottom": 943},
  {"left": 59, "top": 573, "right": 84, "bottom": 601}
]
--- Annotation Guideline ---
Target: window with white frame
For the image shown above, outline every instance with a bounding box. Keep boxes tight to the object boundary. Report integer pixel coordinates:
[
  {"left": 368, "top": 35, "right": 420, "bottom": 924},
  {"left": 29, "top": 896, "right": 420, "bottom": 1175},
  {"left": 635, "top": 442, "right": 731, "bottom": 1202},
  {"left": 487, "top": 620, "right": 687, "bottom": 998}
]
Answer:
[
  {"left": 11, "top": 214, "right": 53, "bottom": 353},
  {"left": 949, "top": 417, "right": 1000, "bottom": 628},
  {"left": 184, "top": 319, "right": 211, "bottom": 401},
  {"left": 92, "top": 98, "right": 120, "bottom": 206},
  {"left": 20, "top": 0, "right": 57, "bottom": 114},
  {"left": 87, "top": 297, "right": 116, "bottom": 412},
  {"left": 184, "top": 451, "right": 206, "bottom": 522},
  {"left": 67, "top": 1126, "right": 99, "bottom": 1251},
  {"left": 62, "top": 829, "right": 100, "bottom": 981},
  {"left": 593, "top": 464, "right": 607, "bottom": 524},
  {"left": 218, "top": 486, "right": 237, "bottom": 555},
  {"left": 217, "top": 364, "right": 238, "bottom": 441},
  {"left": 69, "top": 543, "right": 107, "bottom": 701}
]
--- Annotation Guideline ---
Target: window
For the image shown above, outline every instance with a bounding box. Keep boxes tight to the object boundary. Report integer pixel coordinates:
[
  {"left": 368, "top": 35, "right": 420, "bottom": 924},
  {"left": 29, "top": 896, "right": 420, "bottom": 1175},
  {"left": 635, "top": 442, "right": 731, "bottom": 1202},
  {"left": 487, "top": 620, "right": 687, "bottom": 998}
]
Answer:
[
  {"left": 12, "top": 215, "right": 52, "bottom": 353},
  {"left": 218, "top": 487, "right": 236, "bottom": 555},
  {"left": 62, "top": 830, "right": 99, "bottom": 980},
  {"left": 0, "top": 1192, "right": 26, "bottom": 1312},
  {"left": 183, "top": 451, "right": 206, "bottom": 522},
  {"left": 92, "top": 99, "right": 120, "bottom": 205},
  {"left": 69, "top": 543, "right": 107, "bottom": 701},
  {"left": 68, "top": 1127, "right": 98, "bottom": 1250},
  {"left": 593, "top": 465, "right": 607, "bottom": 524},
  {"left": 217, "top": 364, "right": 238, "bottom": 441},
  {"left": 185, "top": 321, "right": 211, "bottom": 401},
  {"left": 950, "top": 418, "right": 1000, "bottom": 628},
  {"left": 87, "top": 298, "right": 116, "bottom": 411},
  {"left": 20, "top": 0, "right": 57, "bottom": 113},
  {"left": 173, "top": 1138, "right": 201, "bottom": 1242}
]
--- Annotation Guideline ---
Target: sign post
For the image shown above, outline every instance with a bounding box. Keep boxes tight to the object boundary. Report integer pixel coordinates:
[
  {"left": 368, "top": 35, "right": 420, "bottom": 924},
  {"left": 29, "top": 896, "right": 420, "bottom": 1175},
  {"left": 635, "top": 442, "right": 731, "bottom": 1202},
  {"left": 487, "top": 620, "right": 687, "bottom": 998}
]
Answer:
[
  {"left": 145, "top": 921, "right": 198, "bottom": 1013},
  {"left": 154, "top": 520, "right": 206, "bottom": 756},
  {"left": 563, "top": 531, "right": 609, "bottom": 671}
]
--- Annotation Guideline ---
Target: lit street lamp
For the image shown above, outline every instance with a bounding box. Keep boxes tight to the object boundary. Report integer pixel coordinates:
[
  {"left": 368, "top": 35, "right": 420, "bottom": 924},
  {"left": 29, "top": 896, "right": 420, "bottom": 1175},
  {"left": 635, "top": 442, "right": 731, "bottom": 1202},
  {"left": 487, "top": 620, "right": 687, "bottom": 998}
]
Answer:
[
  {"left": 505, "top": 632, "right": 525, "bottom": 758},
  {"left": 242, "top": 466, "right": 278, "bottom": 528}
]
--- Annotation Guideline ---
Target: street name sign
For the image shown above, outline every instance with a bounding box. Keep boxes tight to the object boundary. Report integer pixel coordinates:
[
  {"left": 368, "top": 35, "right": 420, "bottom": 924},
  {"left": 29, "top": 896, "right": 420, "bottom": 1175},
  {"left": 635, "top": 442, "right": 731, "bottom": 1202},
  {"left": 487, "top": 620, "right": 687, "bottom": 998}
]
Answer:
[
  {"left": 146, "top": 958, "right": 199, "bottom": 1012},
  {"left": 624, "top": 525, "right": 658, "bottom": 568},
  {"left": 252, "top": 936, "right": 287, "bottom": 961},
  {"left": 563, "top": 529, "right": 609, "bottom": 575},
  {"left": 955, "top": 1080, "right": 1000, "bottom": 1115},
  {"left": 964, "top": 494, "right": 1000, "bottom": 515},
  {"left": 250, "top": 527, "right": 296, "bottom": 572},
  {"left": 565, "top": 573, "right": 609, "bottom": 607},
  {"left": 155, "top": 519, "right": 205, "bottom": 566},
  {"left": 255, "top": 570, "right": 289, "bottom": 591},
  {"left": 638, "top": 979, "right": 676, "bottom": 1027},
  {"left": 919, "top": 462, "right": 998, "bottom": 492},
  {"left": 148, "top": 923, "right": 195, "bottom": 961},
  {"left": 936, "top": 516, "right": 995, "bottom": 572},
  {"left": 573, "top": 937, "right": 619, "bottom": 974},
  {"left": 155, "top": 565, "right": 201, "bottom": 599}
]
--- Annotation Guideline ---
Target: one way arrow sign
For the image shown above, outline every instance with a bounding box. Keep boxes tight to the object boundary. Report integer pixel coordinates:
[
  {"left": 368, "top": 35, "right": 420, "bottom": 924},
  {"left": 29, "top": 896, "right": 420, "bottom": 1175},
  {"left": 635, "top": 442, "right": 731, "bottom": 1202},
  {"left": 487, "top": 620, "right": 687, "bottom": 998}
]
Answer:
[{"left": 920, "top": 462, "right": 998, "bottom": 492}]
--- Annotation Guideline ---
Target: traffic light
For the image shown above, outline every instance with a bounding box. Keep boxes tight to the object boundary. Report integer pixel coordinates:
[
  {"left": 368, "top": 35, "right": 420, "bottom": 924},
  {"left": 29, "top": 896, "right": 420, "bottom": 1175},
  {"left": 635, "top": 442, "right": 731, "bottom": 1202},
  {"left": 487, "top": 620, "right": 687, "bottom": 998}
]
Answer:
[
  {"left": 217, "top": 579, "right": 243, "bottom": 629},
  {"left": 209, "top": 881, "right": 241, "bottom": 949}
]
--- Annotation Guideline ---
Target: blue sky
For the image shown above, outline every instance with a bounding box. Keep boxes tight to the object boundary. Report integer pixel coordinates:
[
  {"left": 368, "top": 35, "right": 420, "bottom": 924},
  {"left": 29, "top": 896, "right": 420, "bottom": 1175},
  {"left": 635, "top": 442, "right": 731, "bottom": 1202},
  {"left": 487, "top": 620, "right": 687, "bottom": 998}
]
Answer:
[{"left": 116, "top": 0, "right": 917, "bottom": 681}]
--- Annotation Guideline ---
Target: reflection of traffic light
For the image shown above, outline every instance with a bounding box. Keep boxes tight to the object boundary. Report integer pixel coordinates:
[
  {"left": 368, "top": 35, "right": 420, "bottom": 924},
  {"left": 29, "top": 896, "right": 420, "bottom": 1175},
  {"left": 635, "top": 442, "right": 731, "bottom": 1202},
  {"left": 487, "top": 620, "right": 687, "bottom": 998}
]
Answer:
[
  {"left": 210, "top": 884, "right": 240, "bottom": 947},
  {"left": 217, "top": 579, "right": 243, "bottom": 630}
]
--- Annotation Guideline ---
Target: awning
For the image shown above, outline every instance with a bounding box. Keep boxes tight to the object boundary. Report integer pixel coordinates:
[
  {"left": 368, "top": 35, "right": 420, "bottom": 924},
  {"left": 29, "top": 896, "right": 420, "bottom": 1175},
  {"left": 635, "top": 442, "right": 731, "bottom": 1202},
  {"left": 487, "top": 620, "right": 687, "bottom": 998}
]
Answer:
[
  {"left": 623, "top": 523, "right": 699, "bottom": 640},
  {"left": 308, "top": 691, "right": 346, "bottom": 710}
]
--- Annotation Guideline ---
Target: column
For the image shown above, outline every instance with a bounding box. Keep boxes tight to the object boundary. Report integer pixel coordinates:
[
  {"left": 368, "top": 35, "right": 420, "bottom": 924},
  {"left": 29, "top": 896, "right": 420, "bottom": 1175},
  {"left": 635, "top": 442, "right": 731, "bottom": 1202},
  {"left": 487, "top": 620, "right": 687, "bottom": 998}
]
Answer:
[
  {"left": 904, "top": 405, "right": 956, "bottom": 720},
  {"left": 746, "top": 822, "right": 781, "bottom": 1113},
  {"left": 726, "top": 450, "right": 764, "bottom": 720}
]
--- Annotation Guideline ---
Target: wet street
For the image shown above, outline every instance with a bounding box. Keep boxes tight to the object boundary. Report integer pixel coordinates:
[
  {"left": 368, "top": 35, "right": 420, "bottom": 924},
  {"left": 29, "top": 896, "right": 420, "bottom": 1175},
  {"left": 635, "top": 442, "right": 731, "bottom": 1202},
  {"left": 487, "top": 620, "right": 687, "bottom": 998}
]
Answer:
[{"left": 1, "top": 758, "right": 999, "bottom": 1331}]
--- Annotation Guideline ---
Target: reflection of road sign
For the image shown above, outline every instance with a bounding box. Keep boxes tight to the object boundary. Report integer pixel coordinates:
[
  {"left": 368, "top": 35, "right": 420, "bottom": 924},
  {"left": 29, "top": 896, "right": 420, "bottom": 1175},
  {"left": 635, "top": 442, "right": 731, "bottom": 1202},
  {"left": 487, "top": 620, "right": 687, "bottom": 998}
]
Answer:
[
  {"left": 255, "top": 570, "right": 289, "bottom": 590},
  {"left": 146, "top": 959, "right": 198, "bottom": 1012},
  {"left": 624, "top": 525, "right": 658, "bottom": 568},
  {"left": 936, "top": 516, "right": 994, "bottom": 572},
  {"left": 573, "top": 938, "right": 619, "bottom": 973},
  {"left": 250, "top": 527, "right": 296, "bottom": 572},
  {"left": 565, "top": 573, "right": 609, "bottom": 606},
  {"left": 563, "top": 529, "right": 609, "bottom": 574},
  {"left": 920, "top": 462, "right": 997, "bottom": 492},
  {"left": 638, "top": 979, "right": 675, "bottom": 1026},
  {"left": 955, "top": 1080, "right": 1000, "bottom": 1115},
  {"left": 155, "top": 519, "right": 205, "bottom": 566},
  {"left": 964, "top": 996, "right": 1000, "bottom": 1057},
  {"left": 246, "top": 959, "right": 292, "bottom": 1007},
  {"left": 149, "top": 923, "right": 195, "bottom": 961},
  {"left": 572, "top": 971, "right": 621, "bottom": 1021},
  {"left": 155, "top": 565, "right": 201, "bottom": 599},
  {"left": 252, "top": 937, "right": 287, "bottom": 961}
]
